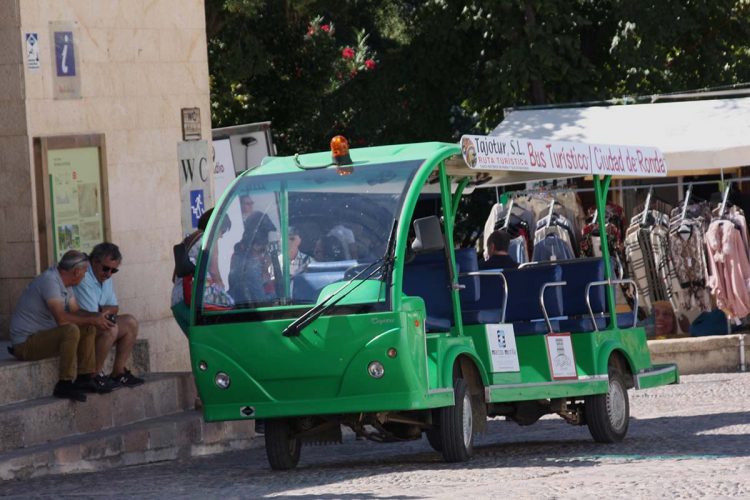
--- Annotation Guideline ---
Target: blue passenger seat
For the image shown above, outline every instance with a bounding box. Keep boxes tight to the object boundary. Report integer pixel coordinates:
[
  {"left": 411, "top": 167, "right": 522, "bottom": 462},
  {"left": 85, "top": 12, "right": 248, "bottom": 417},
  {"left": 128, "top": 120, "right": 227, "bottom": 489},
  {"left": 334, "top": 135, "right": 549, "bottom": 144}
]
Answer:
[
  {"left": 402, "top": 249, "right": 482, "bottom": 332},
  {"left": 455, "top": 248, "right": 480, "bottom": 305},
  {"left": 403, "top": 251, "right": 454, "bottom": 332},
  {"left": 555, "top": 258, "right": 636, "bottom": 332},
  {"left": 462, "top": 264, "right": 564, "bottom": 335}
]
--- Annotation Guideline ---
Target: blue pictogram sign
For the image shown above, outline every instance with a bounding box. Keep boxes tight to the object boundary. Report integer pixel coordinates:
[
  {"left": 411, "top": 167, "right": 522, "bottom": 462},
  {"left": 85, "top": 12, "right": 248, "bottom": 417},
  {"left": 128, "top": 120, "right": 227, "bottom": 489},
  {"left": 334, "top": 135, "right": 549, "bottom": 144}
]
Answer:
[
  {"left": 190, "top": 190, "right": 205, "bottom": 228},
  {"left": 54, "top": 31, "right": 76, "bottom": 77}
]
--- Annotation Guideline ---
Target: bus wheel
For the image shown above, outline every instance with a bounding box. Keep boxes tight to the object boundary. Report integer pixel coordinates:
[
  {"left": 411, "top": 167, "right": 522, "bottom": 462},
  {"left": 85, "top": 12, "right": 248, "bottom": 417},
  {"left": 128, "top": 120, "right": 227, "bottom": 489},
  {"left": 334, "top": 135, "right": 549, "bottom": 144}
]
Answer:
[
  {"left": 425, "top": 411, "right": 443, "bottom": 452},
  {"left": 585, "top": 363, "right": 630, "bottom": 443},
  {"left": 439, "top": 378, "right": 474, "bottom": 462},
  {"left": 265, "top": 419, "right": 301, "bottom": 470}
]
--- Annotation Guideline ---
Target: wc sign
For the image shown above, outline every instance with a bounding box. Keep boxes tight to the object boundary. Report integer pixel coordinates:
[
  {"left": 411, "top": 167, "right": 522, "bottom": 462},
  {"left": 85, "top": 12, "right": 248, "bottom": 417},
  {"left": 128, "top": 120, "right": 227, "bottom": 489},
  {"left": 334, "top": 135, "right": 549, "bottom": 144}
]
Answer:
[{"left": 49, "top": 21, "right": 81, "bottom": 99}]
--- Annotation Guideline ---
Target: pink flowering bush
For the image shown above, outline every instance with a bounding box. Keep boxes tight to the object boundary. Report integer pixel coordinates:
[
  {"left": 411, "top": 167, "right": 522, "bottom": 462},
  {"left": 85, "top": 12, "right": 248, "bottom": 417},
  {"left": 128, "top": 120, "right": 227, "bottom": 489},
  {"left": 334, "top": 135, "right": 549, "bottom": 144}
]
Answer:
[{"left": 304, "top": 16, "right": 377, "bottom": 88}]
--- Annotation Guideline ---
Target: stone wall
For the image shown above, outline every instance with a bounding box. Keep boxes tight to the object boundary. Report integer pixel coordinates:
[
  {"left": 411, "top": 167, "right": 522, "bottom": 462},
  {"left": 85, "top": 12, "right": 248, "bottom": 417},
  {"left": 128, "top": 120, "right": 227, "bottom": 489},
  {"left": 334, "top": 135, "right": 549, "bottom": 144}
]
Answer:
[
  {"left": 649, "top": 334, "right": 750, "bottom": 375},
  {"left": 0, "top": 1, "right": 34, "bottom": 344},
  {"left": 0, "top": 0, "right": 212, "bottom": 371}
]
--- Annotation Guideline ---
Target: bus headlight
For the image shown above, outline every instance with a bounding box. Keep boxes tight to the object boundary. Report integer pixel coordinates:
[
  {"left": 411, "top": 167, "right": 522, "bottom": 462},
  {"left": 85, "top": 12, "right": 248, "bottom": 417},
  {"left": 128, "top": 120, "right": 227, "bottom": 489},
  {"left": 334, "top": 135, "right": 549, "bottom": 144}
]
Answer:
[
  {"left": 367, "top": 361, "right": 385, "bottom": 379},
  {"left": 198, "top": 361, "right": 208, "bottom": 371},
  {"left": 215, "top": 372, "right": 231, "bottom": 389}
]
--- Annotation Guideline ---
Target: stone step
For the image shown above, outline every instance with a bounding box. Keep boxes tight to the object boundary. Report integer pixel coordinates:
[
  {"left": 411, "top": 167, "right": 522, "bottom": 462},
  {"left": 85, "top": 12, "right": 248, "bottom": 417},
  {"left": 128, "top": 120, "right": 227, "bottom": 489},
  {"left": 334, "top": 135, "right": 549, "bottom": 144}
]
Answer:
[
  {"left": 0, "top": 373, "right": 197, "bottom": 453},
  {"left": 0, "top": 410, "right": 259, "bottom": 482},
  {"left": 0, "top": 339, "right": 150, "bottom": 407}
]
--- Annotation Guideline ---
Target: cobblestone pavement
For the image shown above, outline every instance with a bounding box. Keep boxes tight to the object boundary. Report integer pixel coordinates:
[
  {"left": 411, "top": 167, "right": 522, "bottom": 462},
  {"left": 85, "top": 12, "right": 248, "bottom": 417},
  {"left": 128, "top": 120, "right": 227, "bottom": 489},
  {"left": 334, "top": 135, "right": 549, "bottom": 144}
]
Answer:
[{"left": 2, "top": 372, "right": 750, "bottom": 499}]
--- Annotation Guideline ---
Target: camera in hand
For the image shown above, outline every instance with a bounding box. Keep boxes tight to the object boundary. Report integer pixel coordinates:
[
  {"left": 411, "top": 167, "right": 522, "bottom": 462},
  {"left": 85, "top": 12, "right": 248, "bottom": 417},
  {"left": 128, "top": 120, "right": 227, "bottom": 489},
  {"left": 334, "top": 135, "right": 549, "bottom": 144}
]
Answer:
[{"left": 105, "top": 313, "right": 117, "bottom": 323}]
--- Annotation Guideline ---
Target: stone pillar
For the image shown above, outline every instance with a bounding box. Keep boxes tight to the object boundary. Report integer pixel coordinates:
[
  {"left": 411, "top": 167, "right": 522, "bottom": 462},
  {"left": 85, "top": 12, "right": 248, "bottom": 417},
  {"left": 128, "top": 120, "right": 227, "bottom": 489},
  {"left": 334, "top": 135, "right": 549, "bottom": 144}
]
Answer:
[{"left": 0, "top": 0, "right": 37, "bottom": 340}]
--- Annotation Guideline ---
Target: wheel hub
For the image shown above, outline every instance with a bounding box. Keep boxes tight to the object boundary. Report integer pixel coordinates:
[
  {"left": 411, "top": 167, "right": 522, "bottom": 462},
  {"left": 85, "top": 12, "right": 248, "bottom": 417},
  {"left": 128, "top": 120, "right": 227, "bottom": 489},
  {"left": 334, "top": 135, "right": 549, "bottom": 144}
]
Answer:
[
  {"left": 607, "top": 380, "right": 627, "bottom": 429},
  {"left": 462, "top": 392, "right": 473, "bottom": 447}
]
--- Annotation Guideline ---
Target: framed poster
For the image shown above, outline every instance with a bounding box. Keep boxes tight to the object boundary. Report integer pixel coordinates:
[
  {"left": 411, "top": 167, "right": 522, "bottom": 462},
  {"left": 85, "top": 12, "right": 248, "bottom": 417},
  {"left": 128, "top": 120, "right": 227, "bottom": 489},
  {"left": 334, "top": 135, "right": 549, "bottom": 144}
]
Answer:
[
  {"left": 545, "top": 333, "right": 578, "bottom": 380},
  {"left": 34, "top": 135, "right": 110, "bottom": 266}
]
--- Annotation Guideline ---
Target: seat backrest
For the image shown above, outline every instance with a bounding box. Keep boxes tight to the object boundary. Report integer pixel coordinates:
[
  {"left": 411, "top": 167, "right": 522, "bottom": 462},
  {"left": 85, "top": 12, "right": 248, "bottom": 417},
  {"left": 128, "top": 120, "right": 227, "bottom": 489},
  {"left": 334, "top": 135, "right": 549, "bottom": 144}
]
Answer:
[
  {"left": 455, "top": 247, "right": 480, "bottom": 304},
  {"left": 473, "top": 274, "right": 506, "bottom": 311},
  {"left": 502, "top": 265, "right": 564, "bottom": 322},
  {"left": 558, "top": 258, "right": 606, "bottom": 316},
  {"left": 403, "top": 251, "right": 453, "bottom": 327}
]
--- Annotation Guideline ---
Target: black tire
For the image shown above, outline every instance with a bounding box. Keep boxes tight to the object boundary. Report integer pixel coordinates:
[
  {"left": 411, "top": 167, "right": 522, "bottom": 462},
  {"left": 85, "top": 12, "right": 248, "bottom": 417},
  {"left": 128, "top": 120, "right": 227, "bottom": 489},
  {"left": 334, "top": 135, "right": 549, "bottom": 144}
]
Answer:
[
  {"left": 585, "top": 363, "right": 630, "bottom": 443},
  {"left": 439, "top": 378, "right": 474, "bottom": 462},
  {"left": 426, "top": 429, "right": 443, "bottom": 452},
  {"left": 265, "top": 419, "right": 301, "bottom": 470}
]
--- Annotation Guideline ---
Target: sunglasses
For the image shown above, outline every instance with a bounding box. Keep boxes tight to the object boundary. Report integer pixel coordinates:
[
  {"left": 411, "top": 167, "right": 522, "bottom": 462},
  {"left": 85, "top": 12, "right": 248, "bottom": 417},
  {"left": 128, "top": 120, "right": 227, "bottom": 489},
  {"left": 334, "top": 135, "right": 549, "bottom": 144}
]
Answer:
[{"left": 101, "top": 264, "right": 119, "bottom": 274}]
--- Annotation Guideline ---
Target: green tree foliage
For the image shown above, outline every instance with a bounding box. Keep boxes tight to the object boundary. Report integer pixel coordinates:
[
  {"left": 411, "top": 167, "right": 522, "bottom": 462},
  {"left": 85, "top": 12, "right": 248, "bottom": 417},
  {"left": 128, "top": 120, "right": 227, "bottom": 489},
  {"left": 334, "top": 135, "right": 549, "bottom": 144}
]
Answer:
[
  {"left": 208, "top": 0, "right": 750, "bottom": 149},
  {"left": 206, "top": 0, "right": 750, "bottom": 243},
  {"left": 207, "top": 1, "right": 486, "bottom": 153},
  {"left": 607, "top": 0, "right": 750, "bottom": 95}
]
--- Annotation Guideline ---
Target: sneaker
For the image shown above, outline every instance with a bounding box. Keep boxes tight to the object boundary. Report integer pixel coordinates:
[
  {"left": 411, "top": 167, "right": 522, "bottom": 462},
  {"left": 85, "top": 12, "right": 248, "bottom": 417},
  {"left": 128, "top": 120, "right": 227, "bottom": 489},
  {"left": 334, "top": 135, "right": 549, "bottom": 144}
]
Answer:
[
  {"left": 74, "top": 373, "right": 117, "bottom": 394},
  {"left": 53, "top": 380, "right": 87, "bottom": 402},
  {"left": 111, "top": 368, "right": 144, "bottom": 388}
]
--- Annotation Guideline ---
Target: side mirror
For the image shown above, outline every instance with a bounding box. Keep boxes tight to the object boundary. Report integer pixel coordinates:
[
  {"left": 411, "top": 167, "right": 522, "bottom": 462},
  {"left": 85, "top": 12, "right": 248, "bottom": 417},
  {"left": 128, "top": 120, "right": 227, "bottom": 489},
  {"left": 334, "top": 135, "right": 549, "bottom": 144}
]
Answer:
[{"left": 412, "top": 216, "right": 445, "bottom": 253}]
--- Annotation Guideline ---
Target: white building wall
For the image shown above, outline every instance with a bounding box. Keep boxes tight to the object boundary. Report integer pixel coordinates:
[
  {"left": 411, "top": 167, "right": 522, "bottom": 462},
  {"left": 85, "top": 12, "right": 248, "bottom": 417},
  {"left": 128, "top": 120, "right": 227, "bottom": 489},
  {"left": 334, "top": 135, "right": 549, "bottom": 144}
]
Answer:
[{"left": 0, "top": 0, "right": 212, "bottom": 371}]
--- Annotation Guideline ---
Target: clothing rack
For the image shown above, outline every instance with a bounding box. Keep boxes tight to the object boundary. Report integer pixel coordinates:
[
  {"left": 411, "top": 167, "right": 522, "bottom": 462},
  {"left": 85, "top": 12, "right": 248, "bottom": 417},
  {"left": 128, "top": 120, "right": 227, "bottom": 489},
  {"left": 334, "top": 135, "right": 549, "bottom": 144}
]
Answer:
[
  {"left": 502, "top": 198, "right": 514, "bottom": 229},
  {"left": 719, "top": 181, "right": 732, "bottom": 217},
  {"left": 504, "top": 175, "right": 750, "bottom": 195},
  {"left": 641, "top": 187, "right": 653, "bottom": 225},
  {"left": 504, "top": 186, "right": 577, "bottom": 199},
  {"left": 680, "top": 183, "right": 693, "bottom": 222},
  {"left": 545, "top": 198, "right": 555, "bottom": 228}
]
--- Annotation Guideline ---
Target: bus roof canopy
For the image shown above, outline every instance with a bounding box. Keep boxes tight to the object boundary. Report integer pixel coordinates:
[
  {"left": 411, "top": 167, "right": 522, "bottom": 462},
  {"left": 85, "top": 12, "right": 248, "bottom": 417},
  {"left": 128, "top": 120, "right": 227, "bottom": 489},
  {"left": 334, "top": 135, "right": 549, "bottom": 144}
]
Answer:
[{"left": 491, "top": 97, "right": 750, "bottom": 175}]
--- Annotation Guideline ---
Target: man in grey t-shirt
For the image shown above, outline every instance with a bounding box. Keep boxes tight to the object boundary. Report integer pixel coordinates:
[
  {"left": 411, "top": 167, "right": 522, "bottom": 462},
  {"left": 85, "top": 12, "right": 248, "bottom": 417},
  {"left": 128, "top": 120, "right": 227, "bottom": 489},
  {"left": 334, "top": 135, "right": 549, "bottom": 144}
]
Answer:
[{"left": 9, "top": 250, "right": 118, "bottom": 401}]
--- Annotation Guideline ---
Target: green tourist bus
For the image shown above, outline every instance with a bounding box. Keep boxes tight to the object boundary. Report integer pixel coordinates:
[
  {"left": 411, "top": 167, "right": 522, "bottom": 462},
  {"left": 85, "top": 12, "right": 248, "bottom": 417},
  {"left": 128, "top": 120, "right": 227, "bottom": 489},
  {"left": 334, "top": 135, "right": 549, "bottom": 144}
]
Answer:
[{"left": 188, "top": 135, "right": 679, "bottom": 470}]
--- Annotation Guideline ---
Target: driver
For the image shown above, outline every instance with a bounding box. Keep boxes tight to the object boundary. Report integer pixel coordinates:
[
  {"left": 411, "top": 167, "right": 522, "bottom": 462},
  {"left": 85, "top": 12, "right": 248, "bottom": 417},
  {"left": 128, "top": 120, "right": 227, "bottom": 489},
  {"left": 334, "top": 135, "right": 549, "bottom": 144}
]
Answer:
[
  {"left": 313, "top": 235, "right": 345, "bottom": 262},
  {"left": 282, "top": 225, "right": 311, "bottom": 277}
]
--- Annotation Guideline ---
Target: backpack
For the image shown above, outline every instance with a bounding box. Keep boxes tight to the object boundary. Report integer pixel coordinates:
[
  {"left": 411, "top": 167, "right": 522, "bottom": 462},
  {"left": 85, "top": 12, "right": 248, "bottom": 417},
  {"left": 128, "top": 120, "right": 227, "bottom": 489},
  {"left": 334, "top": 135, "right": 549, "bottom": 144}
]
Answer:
[{"left": 173, "top": 231, "right": 203, "bottom": 279}]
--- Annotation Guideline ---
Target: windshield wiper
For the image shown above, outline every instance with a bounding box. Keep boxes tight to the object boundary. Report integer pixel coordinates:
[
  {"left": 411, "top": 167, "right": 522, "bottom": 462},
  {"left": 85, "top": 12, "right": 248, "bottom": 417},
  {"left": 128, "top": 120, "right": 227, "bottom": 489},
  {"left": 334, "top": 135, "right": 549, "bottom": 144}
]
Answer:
[{"left": 282, "top": 257, "right": 392, "bottom": 337}]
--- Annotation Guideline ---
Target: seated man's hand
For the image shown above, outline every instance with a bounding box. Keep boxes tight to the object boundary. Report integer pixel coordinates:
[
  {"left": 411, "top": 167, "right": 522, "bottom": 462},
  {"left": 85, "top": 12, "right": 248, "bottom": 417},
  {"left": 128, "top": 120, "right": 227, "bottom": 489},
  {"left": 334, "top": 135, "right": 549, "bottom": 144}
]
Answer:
[{"left": 94, "top": 312, "right": 116, "bottom": 330}]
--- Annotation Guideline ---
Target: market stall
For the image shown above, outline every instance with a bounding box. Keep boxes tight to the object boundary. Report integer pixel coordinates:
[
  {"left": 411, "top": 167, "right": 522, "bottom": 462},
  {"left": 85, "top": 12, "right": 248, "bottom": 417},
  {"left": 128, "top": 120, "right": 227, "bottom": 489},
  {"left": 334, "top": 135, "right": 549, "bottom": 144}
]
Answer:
[{"left": 489, "top": 95, "right": 750, "bottom": 338}]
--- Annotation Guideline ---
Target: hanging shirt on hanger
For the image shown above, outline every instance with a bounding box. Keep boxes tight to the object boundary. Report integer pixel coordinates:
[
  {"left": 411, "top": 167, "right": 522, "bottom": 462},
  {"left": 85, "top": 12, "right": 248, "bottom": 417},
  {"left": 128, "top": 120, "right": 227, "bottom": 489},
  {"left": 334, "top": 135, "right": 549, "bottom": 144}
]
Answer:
[
  {"left": 532, "top": 233, "right": 575, "bottom": 261},
  {"left": 706, "top": 219, "right": 750, "bottom": 321},
  {"left": 669, "top": 219, "right": 712, "bottom": 314}
]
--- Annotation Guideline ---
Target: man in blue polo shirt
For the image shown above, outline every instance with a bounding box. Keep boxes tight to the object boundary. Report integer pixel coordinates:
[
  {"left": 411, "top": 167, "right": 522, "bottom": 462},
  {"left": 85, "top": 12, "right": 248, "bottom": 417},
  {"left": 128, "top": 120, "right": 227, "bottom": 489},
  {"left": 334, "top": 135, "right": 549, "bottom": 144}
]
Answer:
[{"left": 74, "top": 242, "right": 144, "bottom": 388}]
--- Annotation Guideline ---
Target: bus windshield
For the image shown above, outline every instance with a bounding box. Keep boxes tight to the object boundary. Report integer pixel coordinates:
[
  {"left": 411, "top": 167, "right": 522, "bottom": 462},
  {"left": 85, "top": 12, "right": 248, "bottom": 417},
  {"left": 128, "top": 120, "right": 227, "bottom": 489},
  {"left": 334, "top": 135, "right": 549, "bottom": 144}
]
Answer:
[{"left": 199, "top": 159, "right": 423, "bottom": 312}]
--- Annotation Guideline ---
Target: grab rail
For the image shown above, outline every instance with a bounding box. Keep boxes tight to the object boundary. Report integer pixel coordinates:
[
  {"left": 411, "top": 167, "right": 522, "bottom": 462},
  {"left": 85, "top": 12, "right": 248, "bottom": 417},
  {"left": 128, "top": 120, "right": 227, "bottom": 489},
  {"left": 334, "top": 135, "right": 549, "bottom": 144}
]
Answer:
[
  {"left": 463, "top": 270, "right": 509, "bottom": 322},
  {"left": 539, "top": 281, "right": 566, "bottom": 333},
  {"left": 584, "top": 278, "right": 639, "bottom": 332}
]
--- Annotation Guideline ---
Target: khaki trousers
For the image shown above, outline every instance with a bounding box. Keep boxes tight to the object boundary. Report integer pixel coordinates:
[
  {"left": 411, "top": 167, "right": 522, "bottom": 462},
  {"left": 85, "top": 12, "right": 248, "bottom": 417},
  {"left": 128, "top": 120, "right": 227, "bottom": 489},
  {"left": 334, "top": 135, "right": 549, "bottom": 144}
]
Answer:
[{"left": 14, "top": 324, "right": 96, "bottom": 381}]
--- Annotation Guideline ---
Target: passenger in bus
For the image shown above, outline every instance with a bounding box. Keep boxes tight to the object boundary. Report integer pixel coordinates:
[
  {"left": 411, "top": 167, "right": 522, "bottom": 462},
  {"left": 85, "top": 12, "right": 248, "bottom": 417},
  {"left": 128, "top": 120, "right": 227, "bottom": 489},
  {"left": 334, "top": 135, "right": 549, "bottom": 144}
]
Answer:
[
  {"left": 171, "top": 209, "right": 232, "bottom": 335},
  {"left": 239, "top": 195, "right": 254, "bottom": 221},
  {"left": 282, "top": 225, "right": 311, "bottom": 276},
  {"left": 327, "top": 224, "right": 357, "bottom": 259},
  {"left": 228, "top": 212, "right": 278, "bottom": 304},
  {"left": 479, "top": 230, "right": 518, "bottom": 269},
  {"left": 313, "top": 235, "right": 346, "bottom": 262}
]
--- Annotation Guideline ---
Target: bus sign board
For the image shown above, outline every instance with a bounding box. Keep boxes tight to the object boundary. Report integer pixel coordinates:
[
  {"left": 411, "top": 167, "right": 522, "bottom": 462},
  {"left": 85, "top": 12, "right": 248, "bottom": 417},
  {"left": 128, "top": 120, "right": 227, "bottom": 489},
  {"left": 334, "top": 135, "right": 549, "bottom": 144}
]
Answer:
[{"left": 460, "top": 135, "right": 667, "bottom": 177}]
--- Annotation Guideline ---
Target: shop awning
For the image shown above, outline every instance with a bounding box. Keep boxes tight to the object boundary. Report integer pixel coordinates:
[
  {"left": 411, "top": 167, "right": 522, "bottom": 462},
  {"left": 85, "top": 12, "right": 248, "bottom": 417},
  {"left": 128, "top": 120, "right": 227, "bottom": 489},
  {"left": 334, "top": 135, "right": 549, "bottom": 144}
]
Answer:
[{"left": 492, "top": 97, "right": 750, "bottom": 175}]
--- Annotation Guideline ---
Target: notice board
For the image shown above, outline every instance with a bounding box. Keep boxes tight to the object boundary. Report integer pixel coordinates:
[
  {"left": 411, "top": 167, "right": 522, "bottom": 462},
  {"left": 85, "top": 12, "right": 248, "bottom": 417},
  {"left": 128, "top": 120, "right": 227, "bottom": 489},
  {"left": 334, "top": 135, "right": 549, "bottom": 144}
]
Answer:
[{"left": 34, "top": 134, "right": 110, "bottom": 266}]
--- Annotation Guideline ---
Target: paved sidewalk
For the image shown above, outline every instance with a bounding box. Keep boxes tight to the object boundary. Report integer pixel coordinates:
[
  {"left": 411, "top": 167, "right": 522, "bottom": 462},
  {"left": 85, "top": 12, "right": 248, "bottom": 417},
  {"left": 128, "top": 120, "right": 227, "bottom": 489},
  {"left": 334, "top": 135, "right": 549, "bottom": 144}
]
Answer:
[{"left": 1, "top": 372, "right": 749, "bottom": 499}]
